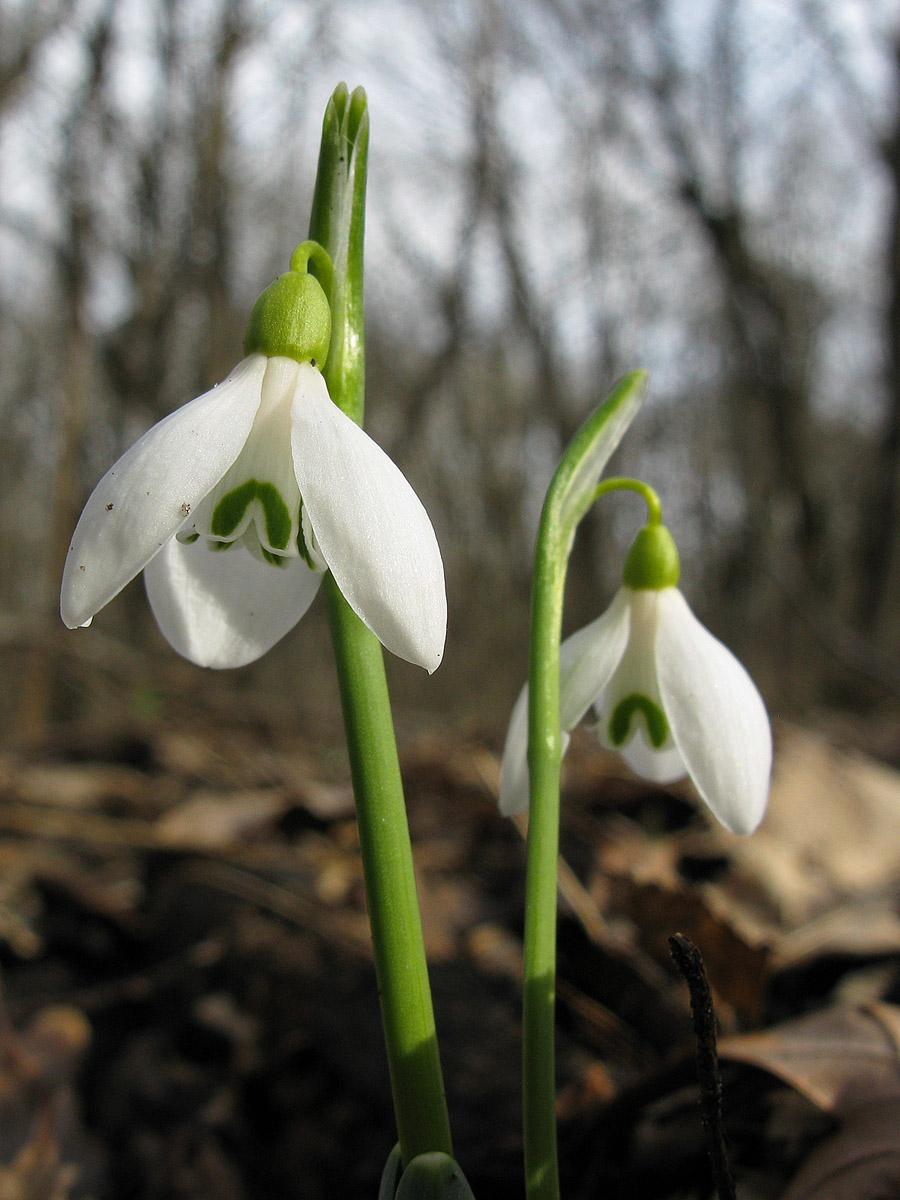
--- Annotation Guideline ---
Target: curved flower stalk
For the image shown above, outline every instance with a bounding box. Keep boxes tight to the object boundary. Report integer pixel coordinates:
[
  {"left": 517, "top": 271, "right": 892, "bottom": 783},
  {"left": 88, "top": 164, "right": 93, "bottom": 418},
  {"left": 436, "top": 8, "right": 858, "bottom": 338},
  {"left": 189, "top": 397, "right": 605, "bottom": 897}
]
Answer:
[
  {"left": 60, "top": 242, "right": 446, "bottom": 673},
  {"left": 500, "top": 520, "right": 772, "bottom": 835}
]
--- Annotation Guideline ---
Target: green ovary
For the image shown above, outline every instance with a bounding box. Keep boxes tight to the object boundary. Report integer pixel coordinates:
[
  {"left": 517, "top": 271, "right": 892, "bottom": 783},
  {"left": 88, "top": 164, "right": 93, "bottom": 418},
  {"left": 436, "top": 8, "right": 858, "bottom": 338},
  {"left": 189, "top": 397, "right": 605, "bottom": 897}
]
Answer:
[
  {"left": 609, "top": 694, "right": 669, "bottom": 749},
  {"left": 210, "top": 479, "right": 292, "bottom": 552}
]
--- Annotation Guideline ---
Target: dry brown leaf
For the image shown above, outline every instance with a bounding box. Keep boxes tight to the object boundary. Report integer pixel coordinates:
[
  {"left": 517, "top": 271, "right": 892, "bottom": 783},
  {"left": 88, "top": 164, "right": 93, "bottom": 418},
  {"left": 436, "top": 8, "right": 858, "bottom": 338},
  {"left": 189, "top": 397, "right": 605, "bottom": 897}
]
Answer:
[
  {"left": 608, "top": 874, "right": 771, "bottom": 1019},
  {"left": 721, "top": 1003, "right": 900, "bottom": 1117},
  {"left": 152, "top": 730, "right": 215, "bottom": 778},
  {"left": 466, "top": 923, "right": 523, "bottom": 979},
  {"left": 16, "top": 764, "right": 148, "bottom": 811},
  {"left": 417, "top": 876, "right": 483, "bottom": 961},
  {"left": 707, "top": 829, "right": 833, "bottom": 932},
  {"left": 292, "top": 778, "right": 355, "bottom": 821},
  {"left": 686, "top": 726, "right": 900, "bottom": 966},
  {"left": 780, "top": 1097, "right": 900, "bottom": 1200},
  {"left": 758, "top": 727, "right": 900, "bottom": 897},
  {"left": 773, "top": 902, "right": 900, "bottom": 972},
  {"left": 0, "top": 1129, "right": 77, "bottom": 1200},
  {"left": 154, "top": 788, "right": 289, "bottom": 849}
]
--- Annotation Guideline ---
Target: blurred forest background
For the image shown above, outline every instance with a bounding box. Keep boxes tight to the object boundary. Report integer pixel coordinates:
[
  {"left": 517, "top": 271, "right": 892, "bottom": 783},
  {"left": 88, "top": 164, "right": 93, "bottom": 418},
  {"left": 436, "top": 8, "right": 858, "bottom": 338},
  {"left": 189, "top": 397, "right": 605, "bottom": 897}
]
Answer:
[
  {"left": 3, "top": 0, "right": 900, "bottom": 742},
  {"left": 4, "top": 4, "right": 900, "bottom": 1198}
]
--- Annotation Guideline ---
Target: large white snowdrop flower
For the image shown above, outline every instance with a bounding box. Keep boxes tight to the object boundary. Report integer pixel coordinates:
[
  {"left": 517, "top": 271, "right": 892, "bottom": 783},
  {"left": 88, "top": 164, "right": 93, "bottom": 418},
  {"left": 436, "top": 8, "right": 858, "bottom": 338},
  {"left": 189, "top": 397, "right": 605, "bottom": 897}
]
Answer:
[
  {"left": 499, "top": 523, "right": 772, "bottom": 834},
  {"left": 61, "top": 244, "right": 446, "bottom": 672}
]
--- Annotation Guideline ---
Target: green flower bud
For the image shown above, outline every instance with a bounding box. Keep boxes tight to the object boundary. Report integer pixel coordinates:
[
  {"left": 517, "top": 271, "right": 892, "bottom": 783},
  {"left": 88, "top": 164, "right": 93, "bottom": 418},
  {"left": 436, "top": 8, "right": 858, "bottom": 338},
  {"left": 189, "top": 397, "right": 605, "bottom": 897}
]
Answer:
[
  {"left": 622, "top": 523, "right": 680, "bottom": 590},
  {"left": 243, "top": 241, "right": 332, "bottom": 366}
]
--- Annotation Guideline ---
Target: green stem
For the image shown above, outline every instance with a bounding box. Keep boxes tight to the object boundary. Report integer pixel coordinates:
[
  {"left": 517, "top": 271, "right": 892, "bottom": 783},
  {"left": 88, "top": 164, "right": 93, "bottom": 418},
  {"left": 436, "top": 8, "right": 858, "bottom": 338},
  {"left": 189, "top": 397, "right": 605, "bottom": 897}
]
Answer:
[
  {"left": 523, "top": 497, "right": 568, "bottom": 1200},
  {"left": 324, "top": 575, "right": 453, "bottom": 1162},
  {"left": 592, "top": 476, "right": 662, "bottom": 525},
  {"left": 309, "top": 83, "right": 452, "bottom": 1165},
  {"left": 521, "top": 373, "right": 648, "bottom": 1200}
]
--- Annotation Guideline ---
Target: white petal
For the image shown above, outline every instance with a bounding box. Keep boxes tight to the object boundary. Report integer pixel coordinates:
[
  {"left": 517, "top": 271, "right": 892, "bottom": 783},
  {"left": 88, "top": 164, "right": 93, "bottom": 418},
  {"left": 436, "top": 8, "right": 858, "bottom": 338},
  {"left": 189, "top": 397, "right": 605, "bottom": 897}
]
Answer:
[
  {"left": 498, "top": 591, "right": 628, "bottom": 816},
  {"left": 143, "top": 535, "right": 322, "bottom": 668},
  {"left": 559, "top": 588, "right": 631, "bottom": 731},
  {"left": 498, "top": 683, "right": 571, "bottom": 816},
  {"left": 617, "top": 727, "right": 686, "bottom": 785},
  {"left": 498, "top": 685, "right": 529, "bottom": 816},
  {"left": 290, "top": 364, "right": 447, "bottom": 672},
  {"left": 655, "top": 588, "right": 772, "bottom": 834},
  {"left": 61, "top": 355, "right": 268, "bottom": 628}
]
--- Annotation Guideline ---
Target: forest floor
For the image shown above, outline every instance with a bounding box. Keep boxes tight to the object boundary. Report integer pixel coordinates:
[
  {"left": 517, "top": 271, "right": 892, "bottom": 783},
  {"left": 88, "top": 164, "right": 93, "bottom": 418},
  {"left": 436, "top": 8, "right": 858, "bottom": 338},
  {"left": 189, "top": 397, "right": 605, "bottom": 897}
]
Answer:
[{"left": 1, "top": 657, "right": 900, "bottom": 1200}]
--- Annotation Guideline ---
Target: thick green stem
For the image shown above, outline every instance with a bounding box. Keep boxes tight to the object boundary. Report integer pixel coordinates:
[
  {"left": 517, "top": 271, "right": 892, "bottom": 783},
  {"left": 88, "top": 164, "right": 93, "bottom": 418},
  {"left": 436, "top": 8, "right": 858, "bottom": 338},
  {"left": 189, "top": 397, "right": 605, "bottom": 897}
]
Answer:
[
  {"left": 523, "top": 500, "right": 567, "bottom": 1200},
  {"left": 324, "top": 574, "right": 453, "bottom": 1162},
  {"left": 309, "top": 83, "right": 452, "bottom": 1165},
  {"left": 521, "top": 372, "right": 648, "bottom": 1200}
]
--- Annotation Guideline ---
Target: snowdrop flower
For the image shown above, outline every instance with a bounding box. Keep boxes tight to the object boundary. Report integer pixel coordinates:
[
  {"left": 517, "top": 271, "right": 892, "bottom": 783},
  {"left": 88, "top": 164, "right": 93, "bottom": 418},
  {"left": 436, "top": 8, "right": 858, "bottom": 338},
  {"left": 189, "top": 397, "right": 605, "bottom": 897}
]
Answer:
[
  {"left": 499, "top": 523, "right": 771, "bottom": 834},
  {"left": 61, "top": 244, "right": 446, "bottom": 672}
]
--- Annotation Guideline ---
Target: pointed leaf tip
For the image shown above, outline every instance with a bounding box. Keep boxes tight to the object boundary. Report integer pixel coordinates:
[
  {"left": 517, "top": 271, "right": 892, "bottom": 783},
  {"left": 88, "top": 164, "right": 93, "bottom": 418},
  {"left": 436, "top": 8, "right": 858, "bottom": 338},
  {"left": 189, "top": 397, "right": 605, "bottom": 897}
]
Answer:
[
  {"left": 347, "top": 85, "right": 368, "bottom": 139},
  {"left": 554, "top": 370, "right": 649, "bottom": 532},
  {"left": 327, "top": 81, "right": 349, "bottom": 120}
]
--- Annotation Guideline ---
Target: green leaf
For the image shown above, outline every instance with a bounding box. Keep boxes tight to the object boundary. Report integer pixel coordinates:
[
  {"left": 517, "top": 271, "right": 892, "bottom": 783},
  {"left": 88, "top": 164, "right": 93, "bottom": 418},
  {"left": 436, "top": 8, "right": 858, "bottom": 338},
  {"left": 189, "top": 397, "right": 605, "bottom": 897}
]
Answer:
[
  {"left": 551, "top": 370, "right": 648, "bottom": 539},
  {"left": 394, "top": 1153, "right": 477, "bottom": 1200},
  {"left": 378, "top": 1144, "right": 404, "bottom": 1200},
  {"left": 307, "top": 83, "right": 369, "bottom": 424}
]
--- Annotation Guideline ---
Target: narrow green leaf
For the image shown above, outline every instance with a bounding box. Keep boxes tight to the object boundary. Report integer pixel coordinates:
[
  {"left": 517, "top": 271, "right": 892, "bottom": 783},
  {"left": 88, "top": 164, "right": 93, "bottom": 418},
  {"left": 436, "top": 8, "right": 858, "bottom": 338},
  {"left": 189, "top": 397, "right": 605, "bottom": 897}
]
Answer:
[
  {"left": 552, "top": 370, "right": 648, "bottom": 538},
  {"left": 394, "top": 1153, "right": 478, "bottom": 1200},
  {"left": 308, "top": 83, "right": 369, "bottom": 425},
  {"left": 379, "top": 1144, "right": 404, "bottom": 1200}
]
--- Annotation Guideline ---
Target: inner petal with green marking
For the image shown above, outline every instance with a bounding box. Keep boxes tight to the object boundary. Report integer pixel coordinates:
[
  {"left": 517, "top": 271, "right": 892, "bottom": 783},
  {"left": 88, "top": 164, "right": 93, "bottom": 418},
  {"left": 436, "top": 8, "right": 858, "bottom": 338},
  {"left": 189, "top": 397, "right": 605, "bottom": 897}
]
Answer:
[
  {"left": 600, "top": 588, "right": 674, "bottom": 755},
  {"left": 211, "top": 479, "right": 293, "bottom": 550},
  {"left": 608, "top": 693, "right": 669, "bottom": 748},
  {"left": 179, "top": 356, "right": 325, "bottom": 571}
]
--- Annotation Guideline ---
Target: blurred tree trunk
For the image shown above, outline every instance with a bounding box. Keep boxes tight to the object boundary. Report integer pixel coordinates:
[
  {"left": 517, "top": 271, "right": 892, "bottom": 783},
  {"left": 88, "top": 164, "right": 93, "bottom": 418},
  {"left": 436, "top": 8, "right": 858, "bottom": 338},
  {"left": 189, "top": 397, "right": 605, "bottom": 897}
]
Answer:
[
  {"left": 691, "top": 198, "right": 827, "bottom": 590},
  {"left": 0, "top": 0, "right": 74, "bottom": 106},
  {"left": 102, "top": 0, "right": 248, "bottom": 413},
  {"left": 18, "top": 6, "right": 113, "bottom": 737},
  {"left": 644, "top": 0, "right": 829, "bottom": 609},
  {"left": 190, "top": 0, "right": 247, "bottom": 387},
  {"left": 858, "top": 37, "right": 900, "bottom": 639}
]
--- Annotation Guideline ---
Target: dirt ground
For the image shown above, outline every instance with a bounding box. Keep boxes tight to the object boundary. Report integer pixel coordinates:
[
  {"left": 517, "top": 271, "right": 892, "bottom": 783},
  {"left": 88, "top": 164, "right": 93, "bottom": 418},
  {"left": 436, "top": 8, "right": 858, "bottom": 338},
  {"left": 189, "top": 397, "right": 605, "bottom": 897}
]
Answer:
[{"left": 2, "top": 646, "right": 900, "bottom": 1199}]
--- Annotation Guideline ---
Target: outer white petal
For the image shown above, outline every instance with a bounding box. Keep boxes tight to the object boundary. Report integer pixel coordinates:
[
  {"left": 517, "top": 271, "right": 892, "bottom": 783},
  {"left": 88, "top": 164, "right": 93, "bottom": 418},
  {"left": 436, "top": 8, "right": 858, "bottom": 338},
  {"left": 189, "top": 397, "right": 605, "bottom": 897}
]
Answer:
[
  {"left": 559, "top": 588, "right": 631, "bottom": 731},
  {"left": 498, "top": 685, "right": 529, "bottom": 816},
  {"left": 143, "top": 536, "right": 322, "bottom": 668},
  {"left": 290, "top": 363, "right": 446, "bottom": 672},
  {"left": 498, "top": 683, "right": 571, "bottom": 816},
  {"left": 61, "top": 356, "right": 268, "bottom": 628},
  {"left": 654, "top": 588, "right": 772, "bottom": 834},
  {"left": 498, "top": 591, "right": 629, "bottom": 816}
]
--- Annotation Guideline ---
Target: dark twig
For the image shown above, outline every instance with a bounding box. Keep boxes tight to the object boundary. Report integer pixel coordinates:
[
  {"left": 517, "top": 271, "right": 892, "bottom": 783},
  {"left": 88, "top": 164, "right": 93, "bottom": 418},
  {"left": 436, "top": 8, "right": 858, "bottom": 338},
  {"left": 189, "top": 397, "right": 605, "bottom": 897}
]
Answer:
[{"left": 669, "top": 933, "right": 736, "bottom": 1200}]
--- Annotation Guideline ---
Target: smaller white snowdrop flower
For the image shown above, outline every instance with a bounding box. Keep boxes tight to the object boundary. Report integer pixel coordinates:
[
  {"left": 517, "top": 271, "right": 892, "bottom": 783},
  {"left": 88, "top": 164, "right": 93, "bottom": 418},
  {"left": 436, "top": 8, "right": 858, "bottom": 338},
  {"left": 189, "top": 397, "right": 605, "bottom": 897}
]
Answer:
[
  {"left": 499, "top": 523, "right": 772, "bottom": 834},
  {"left": 61, "top": 243, "right": 446, "bottom": 672}
]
